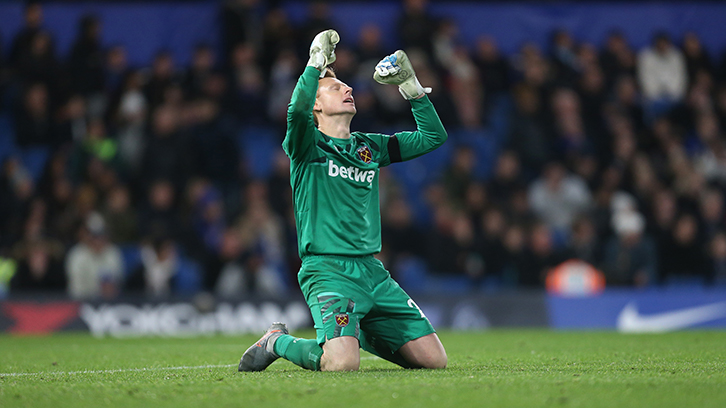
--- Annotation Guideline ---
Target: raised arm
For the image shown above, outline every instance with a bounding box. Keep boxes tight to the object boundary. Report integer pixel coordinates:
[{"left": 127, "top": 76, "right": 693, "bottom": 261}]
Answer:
[
  {"left": 282, "top": 29, "right": 339, "bottom": 160},
  {"left": 373, "top": 50, "right": 447, "bottom": 163},
  {"left": 392, "top": 95, "right": 448, "bottom": 162},
  {"left": 283, "top": 67, "right": 321, "bottom": 159}
]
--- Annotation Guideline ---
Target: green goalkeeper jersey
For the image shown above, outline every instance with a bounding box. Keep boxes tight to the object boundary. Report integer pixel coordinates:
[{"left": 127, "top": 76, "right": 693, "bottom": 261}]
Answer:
[{"left": 283, "top": 66, "right": 448, "bottom": 258}]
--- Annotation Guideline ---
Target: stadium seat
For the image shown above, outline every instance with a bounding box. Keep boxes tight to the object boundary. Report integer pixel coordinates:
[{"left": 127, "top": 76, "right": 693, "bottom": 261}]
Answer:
[
  {"left": 173, "top": 256, "right": 203, "bottom": 295},
  {"left": 238, "top": 126, "right": 279, "bottom": 179},
  {"left": 20, "top": 147, "right": 50, "bottom": 183},
  {"left": 0, "top": 114, "right": 17, "bottom": 163},
  {"left": 120, "top": 245, "right": 142, "bottom": 278}
]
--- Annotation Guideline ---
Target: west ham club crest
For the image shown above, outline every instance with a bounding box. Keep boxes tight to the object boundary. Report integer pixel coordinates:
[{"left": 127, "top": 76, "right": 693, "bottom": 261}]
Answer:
[{"left": 356, "top": 145, "right": 372, "bottom": 164}]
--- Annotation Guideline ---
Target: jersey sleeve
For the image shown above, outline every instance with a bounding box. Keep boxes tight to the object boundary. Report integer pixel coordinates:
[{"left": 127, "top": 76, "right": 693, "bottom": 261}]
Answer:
[
  {"left": 387, "top": 95, "right": 448, "bottom": 164},
  {"left": 282, "top": 66, "right": 321, "bottom": 160}
]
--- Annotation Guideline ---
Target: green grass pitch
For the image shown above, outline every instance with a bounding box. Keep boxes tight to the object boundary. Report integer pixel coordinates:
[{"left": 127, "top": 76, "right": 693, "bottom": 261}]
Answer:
[{"left": 1, "top": 330, "right": 725, "bottom": 408}]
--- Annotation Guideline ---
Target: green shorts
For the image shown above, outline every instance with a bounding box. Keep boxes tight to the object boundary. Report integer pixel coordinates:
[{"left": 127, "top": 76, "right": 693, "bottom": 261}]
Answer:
[{"left": 298, "top": 255, "right": 435, "bottom": 353}]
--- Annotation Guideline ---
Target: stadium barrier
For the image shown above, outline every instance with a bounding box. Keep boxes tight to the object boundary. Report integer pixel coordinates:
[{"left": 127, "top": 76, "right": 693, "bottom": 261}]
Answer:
[{"left": 3, "top": 288, "right": 726, "bottom": 336}]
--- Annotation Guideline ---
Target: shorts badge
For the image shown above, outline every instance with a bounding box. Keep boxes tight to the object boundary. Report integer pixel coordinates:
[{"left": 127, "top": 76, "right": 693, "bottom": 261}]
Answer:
[{"left": 335, "top": 313, "right": 350, "bottom": 327}]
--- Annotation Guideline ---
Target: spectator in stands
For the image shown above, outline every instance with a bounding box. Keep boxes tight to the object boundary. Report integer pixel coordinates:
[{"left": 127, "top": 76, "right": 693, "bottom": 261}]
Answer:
[
  {"left": 474, "top": 207, "right": 508, "bottom": 284},
  {"left": 550, "top": 29, "right": 579, "bottom": 86},
  {"left": 397, "top": 0, "right": 438, "bottom": 57},
  {"left": 433, "top": 21, "right": 482, "bottom": 128},
  {"left": 463, "top": 182, "right": 488, "bottom": 226},
  {"left": 14, "top": 82, "right": 52, "bottom": 146},
  {"left": 660, "top": 213, "right": 709, "bottom": 284},
  {"left": 220, "top": 0, "right": 264, "bottom": 60},
  {"left": 425, "top": 202, "right": 474, "bottom": 276},
  {"left": 266, "top": 151, "right": 292, "bottom": 220},
  {"left": 528, "top": 162, "right": 592, "bottom": 233},
  {"left": 698, "top": 188, "right": 724, "bottom": 240},
  {"left": 189, "top": 99, "right": 240, "bottom": 194},
  {"left": 144, "top": 51, "right": 179, "bottom": 109},
  {"left": 355, "top": 24, "right": 386, "bottom": 67},
  {"left": 381, "top": 196, "right": 424, "bottom": 271},
  {"left": 207, "top": 228, "right": 244, "bottom": 295},
  {"left": 473, "top": 36, "right": 510, "bottom": 97},
  {"left": 139, "top": 179, "right": 181, "bottom": 241},
  {"left": 104, "top": 45, "right": 129, "bottom": 94},
  {"left": 518, "top": 222, "right": 567, "bottom": 287},
  {"left": 682, "top": 32, "right": 713, "bottom": 85},
  {"left": 236, "top": 182, "right": 286, "bottom": 265},
  {"left": 550, "top": 88, "right": 592, "bottom": 161},
  {"left": 9, "top": 238, "right": 66, "bottom": 293},
  {"left": 708, "top": 231, "right": 726, "bottom": 285},
  {"left": 106, "top": 69, "right": 147, "bottom": 173},
  {"left": 260, "top": 7, "right": 297, "bottom": 74},
  {"left": 299, "top": 0, "right": 335, "bottom": 57},
  {"left": 54, "top": 95, "right": 87, "bottom": 147},
  {"left": 183, "top": 44, "right": 217, "bottom": 100},
  {"left": 68, "top": 15, "right": 105, "bottom": 107},
  {"left": 508, "top": 83, "right": 554, "bottom": 176},
  {"left": 140, "top": 105, "right": 193, "bottom": 189},
  {"left": 43, "top": 177, "right": 75, "bottom": 245},
  {"left": 577, "top": 64, "right": 610, "bottom": 157},
  {"left": 102, "top": 185, "right": 139, "bottom": 244},
  {"left": 499, "top": 224, "right": 526, "bottom": 287},
  {"left": 69, "top": 119, "right": 121, "bottom": 181},
  {"left": 227, "top": 42, "right": 267, "bottom": 123},
  {"left": 16, "top": 30, "right": 61, "bottom": 96},
  {"left": 716, "top": 86, "right": 726, "bottom": 130},
  {"left": 191, "top": 183, "right": 226, "bottom": 253},
  {"left": 218, "top": 181, "right": 287, "bottom": 297},
  {"left": 8, "top": 1, "right": 48, "bottom": 68},
  {"left": 0, "top": 158, "right": 35, "bottom": 248},
  {"left": 267, "top": 48, "right": 301, "bottom": 123},
  {"left": 602, "top": 209, "right": 656, "bottom": 287},
  {"left": 488, "top": 150, "right": 524, "bottom": 206},
  {"left": 65, "top": 212, "right": 124, "bottom": 299},
  {"left": 126, "top": 236, "right": 178, "bottom": 297},
  {"left": 600, "top": 30, "right": 636, "bottom": 85},
  {"left": 443, "top": 145, "right": 476, "bottom": 206},
  {"left": 569, "top": 215, "right": 601, "bottom": 266},
  {"left": 637, "top": 32, "right": 688, "bottom": 119},
  {"left": 606, "top": 75, "right": 645, "bottom": 134}
]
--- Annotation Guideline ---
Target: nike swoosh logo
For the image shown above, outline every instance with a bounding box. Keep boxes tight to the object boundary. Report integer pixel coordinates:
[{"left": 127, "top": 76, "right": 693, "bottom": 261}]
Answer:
[{"left": 617, "top": 301, "right": 726, "bottom": 333}]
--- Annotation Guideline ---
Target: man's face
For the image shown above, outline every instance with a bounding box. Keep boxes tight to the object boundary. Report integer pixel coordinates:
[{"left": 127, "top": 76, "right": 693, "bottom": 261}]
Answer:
[{"left": 314, "top": 77, "right": 356, "bottom": 118}]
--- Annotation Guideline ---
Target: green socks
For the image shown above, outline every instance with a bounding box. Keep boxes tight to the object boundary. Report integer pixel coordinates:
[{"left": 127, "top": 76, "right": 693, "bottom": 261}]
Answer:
[{"left": 273, "top": 335, "right": 324, "bottom": 371}]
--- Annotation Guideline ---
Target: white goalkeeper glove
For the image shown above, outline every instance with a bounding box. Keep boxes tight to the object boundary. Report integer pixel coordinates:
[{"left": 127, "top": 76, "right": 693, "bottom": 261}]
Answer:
[
  {"left": 307, "top": 29, "right": 340, "bottom": 78},
  {"left": 373, "top": 50, "right": 431, "bottom": 100}
]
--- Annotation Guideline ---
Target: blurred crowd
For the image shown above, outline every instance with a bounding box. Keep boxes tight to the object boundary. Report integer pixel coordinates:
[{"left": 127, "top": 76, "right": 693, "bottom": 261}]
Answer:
[{"left": 3, "top": 0, "right": 726, "bottom": 300}]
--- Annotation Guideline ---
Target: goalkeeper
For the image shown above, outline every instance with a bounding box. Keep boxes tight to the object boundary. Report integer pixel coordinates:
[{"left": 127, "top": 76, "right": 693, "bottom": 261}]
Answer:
[{"left": 239, "top": 29, "right": 448, "bottom": 372}]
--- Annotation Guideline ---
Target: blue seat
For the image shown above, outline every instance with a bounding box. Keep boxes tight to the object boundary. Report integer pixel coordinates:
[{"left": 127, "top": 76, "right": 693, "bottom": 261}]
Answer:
[
  {"left": 173, "top": 256, "right": 203, "bottom": 295},
  {"left": 20, "top": 146, "right": 50, "bottom": 183},
  {"left": 238, "top": 126, "right": 279, "bottom": 179},
  {"left": 453, "top": 129, "right": 499, "bottom": 180},
  {"left": 120, "top": 245, "right": 142, "bottom": 277},
  {"left": 0, "top": 114, "right": 17, "bottom": 163}
]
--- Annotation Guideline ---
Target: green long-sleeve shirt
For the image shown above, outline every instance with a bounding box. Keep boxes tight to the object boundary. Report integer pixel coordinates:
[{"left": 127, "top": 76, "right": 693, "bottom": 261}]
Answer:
[{"left": 283, "top": 66, "right": 447, "bottom": 258}]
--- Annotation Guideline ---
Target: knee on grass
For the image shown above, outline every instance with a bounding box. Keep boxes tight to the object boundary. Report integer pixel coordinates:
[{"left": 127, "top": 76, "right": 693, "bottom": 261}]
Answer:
[
  {"left": 415, "top": 352, "right": 447, "bottom": 370},
  {"left": 320, "top": 352, "right": 360, "bottom": 371}
]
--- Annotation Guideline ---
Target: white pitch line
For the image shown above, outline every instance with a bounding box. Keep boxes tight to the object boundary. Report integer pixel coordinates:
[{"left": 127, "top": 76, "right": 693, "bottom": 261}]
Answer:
[
  {"left": 0, "top": 357, "right": 380, "bottom": 378},
  {"left": 0, "top": 364, "right": 236, "bottom": 378}
]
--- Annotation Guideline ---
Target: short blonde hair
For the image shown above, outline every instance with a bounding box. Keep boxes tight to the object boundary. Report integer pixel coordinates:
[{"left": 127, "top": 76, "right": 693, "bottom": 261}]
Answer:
[{"left": 313, "top": 69, "right": 337, "bottom": 126}]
